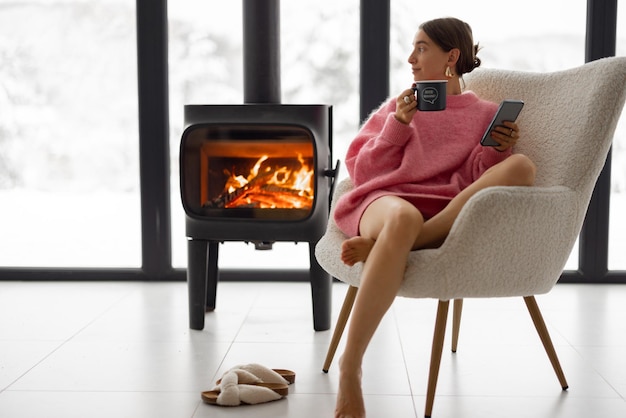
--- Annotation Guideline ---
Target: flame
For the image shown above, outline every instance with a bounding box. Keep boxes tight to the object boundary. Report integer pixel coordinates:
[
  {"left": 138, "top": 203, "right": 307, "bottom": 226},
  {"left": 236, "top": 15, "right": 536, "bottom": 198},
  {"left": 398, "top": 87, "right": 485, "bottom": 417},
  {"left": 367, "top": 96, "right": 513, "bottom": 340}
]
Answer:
[{"left": 221, "top": 154, "right": 314, "bottom": 209}]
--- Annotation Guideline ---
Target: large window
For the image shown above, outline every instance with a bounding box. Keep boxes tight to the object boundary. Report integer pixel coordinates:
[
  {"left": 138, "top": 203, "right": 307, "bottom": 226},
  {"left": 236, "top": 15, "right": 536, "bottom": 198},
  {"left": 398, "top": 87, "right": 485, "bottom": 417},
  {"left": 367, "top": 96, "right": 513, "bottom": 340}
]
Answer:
[
  {"left": 0, "top": 0, "right": 622, "bottom": 280},
  {"left": 0, "top": 0, "right": 140, "bottom": 267}
]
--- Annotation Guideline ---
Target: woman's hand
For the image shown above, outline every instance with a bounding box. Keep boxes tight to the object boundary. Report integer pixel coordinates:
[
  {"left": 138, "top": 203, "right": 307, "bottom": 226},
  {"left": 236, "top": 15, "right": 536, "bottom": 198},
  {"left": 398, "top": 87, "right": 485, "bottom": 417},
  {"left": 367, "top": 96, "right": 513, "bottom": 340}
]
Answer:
[
  {"left": 490, "top": 121, "right": 520, "bottom": 152},
  {"left": 394, "top": 87, "right": 418, "bottom": 125}
]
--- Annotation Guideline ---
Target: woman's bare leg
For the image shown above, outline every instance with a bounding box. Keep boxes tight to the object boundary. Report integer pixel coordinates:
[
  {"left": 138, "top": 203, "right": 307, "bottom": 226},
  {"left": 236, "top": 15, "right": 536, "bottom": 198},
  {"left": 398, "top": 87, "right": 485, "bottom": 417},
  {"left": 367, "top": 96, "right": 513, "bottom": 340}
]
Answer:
[
  {"left": 334, "top": 154, "right": 535, "bottom": 417},
  {"left": 335, "top": 196, "right": 424, "bottom": 418},
  {"left": 413, "top": 153, "right": 536, "bottom": 249},
  {"left": 340, "top": 154, "right": 536, "bottom": 264}
]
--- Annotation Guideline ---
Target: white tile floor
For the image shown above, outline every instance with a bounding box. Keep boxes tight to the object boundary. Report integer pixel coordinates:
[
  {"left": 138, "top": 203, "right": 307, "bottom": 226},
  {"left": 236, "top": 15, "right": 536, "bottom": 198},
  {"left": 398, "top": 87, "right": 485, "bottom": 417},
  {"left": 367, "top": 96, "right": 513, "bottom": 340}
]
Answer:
[{"left": 0, "top": 280, "right": 625, "bottom": 418}]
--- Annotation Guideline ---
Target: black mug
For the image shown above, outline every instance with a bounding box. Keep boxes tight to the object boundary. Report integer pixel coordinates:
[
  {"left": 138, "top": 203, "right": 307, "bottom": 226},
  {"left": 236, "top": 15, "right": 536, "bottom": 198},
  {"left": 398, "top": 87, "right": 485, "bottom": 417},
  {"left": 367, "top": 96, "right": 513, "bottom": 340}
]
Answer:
[{"left": 413, "top": 80, "right": 447, "bottom": 111}]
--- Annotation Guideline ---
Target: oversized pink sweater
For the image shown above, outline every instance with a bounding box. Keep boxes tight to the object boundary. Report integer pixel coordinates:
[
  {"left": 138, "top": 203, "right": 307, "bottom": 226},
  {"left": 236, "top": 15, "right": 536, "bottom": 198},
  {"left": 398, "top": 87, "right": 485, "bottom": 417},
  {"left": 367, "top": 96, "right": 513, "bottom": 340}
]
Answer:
[{"left": 333, "top": 91, "right": 512, "bottom": 237}]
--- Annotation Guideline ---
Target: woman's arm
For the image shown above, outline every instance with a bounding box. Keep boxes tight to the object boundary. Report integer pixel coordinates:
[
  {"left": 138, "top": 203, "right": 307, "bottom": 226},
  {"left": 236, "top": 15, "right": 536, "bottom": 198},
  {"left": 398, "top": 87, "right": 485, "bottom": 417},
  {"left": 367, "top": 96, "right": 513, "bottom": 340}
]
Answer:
[{"left": 345, "top": 99, "right": 414, "bottom": 186}]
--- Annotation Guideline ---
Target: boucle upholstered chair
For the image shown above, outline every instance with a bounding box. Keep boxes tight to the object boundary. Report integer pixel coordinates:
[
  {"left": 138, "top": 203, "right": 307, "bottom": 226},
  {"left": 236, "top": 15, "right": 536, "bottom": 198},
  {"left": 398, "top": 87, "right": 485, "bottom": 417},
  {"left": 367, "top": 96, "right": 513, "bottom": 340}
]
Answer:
[{"left": 315, "top": 56, "right": 626, "bottom": 417}]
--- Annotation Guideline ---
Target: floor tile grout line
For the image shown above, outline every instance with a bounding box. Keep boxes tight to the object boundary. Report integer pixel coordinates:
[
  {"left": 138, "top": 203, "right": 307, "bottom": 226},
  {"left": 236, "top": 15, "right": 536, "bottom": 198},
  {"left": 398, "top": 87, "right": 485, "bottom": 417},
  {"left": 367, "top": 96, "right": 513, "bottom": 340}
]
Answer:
[
  {"left": 392, "top": 303, "right": 421, "bottom": 418},
  {"left": 567, "top": 344, "right": 626, "bottom": 401},
  {"left": 1, "top": 285, "right": 137, "bottom": 393},
  {"left": 534, "top": 301, "right": 626, "bottom": 402}
]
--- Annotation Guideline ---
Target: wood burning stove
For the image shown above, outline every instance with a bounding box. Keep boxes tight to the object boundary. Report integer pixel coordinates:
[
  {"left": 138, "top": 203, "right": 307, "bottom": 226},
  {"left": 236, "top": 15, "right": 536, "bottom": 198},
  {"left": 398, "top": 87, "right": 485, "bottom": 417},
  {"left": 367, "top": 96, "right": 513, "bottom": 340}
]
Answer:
[{"left": 180, "top": 104, "right": 338, "bottom": 331}]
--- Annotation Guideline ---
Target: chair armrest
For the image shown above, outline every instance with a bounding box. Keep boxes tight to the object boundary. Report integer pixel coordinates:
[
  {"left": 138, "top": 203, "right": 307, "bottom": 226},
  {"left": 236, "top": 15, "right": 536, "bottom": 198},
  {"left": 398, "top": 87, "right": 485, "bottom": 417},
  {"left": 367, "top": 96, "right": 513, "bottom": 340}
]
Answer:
[
  {"left": 446, "top": 185, "right": 581, "bottom": 250},
  {"left": 423, "top": 185, "right": 582, "bottom": 298}
]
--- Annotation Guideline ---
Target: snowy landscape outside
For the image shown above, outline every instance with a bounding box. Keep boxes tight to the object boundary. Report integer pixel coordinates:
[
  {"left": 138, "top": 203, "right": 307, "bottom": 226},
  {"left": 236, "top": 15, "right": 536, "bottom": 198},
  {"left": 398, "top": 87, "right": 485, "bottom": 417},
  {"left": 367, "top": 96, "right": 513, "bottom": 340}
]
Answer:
[{"left": 0, "top": 0, "right": 624, "bottom": 271}]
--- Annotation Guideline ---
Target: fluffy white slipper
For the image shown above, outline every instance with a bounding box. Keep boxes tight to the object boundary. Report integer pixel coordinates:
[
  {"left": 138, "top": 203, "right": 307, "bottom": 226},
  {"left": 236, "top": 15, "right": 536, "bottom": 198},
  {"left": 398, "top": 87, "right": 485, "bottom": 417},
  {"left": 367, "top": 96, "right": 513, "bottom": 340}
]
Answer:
[
  {"left": 202, "top": 369, "right": 285, "bottom": 406},
  {"left": 221, "top": 363, "right": 290, "bottom": 385}
]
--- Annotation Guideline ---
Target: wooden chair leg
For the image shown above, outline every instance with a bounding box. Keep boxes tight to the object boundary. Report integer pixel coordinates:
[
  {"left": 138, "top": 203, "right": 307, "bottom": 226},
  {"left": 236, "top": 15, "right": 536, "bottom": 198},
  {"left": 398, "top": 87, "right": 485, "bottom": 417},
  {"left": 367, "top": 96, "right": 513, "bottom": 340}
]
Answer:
[
  {"left": 425, "top": 300, "right": 450, "bottom": 418},
  {"left": 523, "top": 296, "right": 569, "bottom": 390},
  {"left": 322, "top": 285, "right": 358, "bottom": 373},
  {"left": 451, "top": 299, "right": 463, "bottom": 353}
]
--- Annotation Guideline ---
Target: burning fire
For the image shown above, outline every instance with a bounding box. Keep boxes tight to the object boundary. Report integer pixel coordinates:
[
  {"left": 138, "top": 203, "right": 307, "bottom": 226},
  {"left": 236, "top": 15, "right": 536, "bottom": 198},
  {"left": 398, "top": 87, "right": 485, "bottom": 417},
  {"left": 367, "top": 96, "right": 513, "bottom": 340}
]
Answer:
[{"left": 207, "top": 154, "right": 314, "bottom": 209}]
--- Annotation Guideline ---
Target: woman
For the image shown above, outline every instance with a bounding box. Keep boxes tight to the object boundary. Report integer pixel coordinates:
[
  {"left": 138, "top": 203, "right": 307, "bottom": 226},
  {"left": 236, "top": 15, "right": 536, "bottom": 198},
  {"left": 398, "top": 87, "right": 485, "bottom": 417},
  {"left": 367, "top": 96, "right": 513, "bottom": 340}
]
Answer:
[{"left": 332, "top": 17, "right": 536, "bottom": 418}]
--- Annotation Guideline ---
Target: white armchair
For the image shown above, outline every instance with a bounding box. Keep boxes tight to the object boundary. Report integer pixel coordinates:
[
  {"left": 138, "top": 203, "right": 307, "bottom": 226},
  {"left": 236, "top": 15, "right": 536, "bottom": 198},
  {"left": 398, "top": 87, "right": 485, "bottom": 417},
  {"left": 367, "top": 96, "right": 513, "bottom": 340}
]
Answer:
[{"left": 315, "top": 56, "right": 626, "bottom": 417}]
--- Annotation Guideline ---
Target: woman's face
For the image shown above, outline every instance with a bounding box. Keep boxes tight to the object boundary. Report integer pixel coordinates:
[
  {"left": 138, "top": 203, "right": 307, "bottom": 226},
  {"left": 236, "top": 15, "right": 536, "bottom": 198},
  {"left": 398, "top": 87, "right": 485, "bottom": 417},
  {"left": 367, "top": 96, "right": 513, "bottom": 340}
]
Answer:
[{"left": 408, "top": 30, "right": 450, "bottom": 81}]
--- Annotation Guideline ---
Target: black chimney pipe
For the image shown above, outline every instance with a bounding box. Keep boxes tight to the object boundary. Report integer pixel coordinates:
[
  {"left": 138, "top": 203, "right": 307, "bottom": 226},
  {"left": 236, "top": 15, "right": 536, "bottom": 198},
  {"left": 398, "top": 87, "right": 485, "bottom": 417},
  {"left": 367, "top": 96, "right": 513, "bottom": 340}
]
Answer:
[
  {"left": 243, "top": 0, "right": 281, "bottom": 104},
  {"left": 360, "top": 0, "right": 389, "bottom": 123}
]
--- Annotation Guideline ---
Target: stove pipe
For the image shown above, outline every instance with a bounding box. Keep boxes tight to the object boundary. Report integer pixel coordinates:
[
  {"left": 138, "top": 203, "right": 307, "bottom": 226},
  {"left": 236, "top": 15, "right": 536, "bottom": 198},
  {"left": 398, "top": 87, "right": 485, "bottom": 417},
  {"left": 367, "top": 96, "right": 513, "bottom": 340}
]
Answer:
[{"left": 243, "top": 0, "right": 281, "bottom": 104}]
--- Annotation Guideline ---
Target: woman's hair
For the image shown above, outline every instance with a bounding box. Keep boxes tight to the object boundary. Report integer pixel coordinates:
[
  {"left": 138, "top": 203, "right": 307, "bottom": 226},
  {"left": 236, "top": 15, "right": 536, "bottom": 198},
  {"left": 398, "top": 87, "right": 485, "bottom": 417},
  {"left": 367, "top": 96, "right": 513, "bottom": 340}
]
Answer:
[{"left": 419, "top": 17, "right": 481, "bottom": 76}]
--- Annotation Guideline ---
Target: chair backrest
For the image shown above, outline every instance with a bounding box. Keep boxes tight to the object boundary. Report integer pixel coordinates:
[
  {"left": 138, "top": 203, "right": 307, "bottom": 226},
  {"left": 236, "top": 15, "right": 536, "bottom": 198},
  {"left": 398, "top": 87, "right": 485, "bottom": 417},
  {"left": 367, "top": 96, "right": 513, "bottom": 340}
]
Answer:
[{"left": 465, "top": 57, "right": 626, "bottom": 202}]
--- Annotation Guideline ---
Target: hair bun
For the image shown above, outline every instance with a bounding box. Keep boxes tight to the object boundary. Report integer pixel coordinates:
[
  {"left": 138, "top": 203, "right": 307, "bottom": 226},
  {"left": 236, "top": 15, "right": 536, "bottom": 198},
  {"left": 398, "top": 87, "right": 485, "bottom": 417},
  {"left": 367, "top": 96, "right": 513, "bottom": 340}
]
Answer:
[{"left": 472, "top": 44, "right": 482, "bottom": 70}]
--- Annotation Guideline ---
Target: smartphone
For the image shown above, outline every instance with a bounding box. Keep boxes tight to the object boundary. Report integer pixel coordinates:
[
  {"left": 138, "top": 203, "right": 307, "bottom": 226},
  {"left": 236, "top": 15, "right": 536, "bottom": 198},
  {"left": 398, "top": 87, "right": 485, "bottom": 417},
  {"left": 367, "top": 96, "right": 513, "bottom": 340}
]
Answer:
[{"left": 480, "top": 99, "right": 525, "bottom": 146}]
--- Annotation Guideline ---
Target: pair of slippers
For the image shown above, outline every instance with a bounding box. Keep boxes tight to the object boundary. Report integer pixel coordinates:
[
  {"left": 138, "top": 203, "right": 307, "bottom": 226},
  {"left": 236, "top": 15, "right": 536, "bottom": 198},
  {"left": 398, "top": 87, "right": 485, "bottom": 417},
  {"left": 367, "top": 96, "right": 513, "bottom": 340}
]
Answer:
[{"left": 201, "top": 363, "right": 296, "bottom": 406}]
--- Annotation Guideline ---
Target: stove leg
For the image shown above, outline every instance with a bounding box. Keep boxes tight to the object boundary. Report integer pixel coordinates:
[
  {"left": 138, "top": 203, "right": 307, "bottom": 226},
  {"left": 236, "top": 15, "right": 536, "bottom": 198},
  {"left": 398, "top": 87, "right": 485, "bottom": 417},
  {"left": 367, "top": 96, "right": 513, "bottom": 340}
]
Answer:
[
  {"left": 206, "top": 241, "right": 219, "bottom": 311},
  {"left": 309, "top": 242, "right": 332, "bottom": 331},
  {"left": 187, "top": 239, "right": 208, "bottom": 330}
]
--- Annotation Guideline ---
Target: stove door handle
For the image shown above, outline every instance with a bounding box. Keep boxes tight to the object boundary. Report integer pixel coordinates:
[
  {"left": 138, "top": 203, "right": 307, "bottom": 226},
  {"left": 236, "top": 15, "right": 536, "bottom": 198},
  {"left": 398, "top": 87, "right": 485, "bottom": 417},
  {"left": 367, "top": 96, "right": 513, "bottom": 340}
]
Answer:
[{"left": 323, "top": 159, "right": 341, "bottom": 206}]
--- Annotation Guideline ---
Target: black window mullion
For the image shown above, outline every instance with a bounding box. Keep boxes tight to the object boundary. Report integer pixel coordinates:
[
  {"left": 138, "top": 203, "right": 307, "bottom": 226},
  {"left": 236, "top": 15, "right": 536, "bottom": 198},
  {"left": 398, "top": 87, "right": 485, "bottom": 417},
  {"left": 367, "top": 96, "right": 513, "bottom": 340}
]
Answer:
[
  {"left": 136, "top": 0, "right": 172, "bottom": 279},
  {"left": 574, "top": 0, "right": 618, "bottom": 282}
]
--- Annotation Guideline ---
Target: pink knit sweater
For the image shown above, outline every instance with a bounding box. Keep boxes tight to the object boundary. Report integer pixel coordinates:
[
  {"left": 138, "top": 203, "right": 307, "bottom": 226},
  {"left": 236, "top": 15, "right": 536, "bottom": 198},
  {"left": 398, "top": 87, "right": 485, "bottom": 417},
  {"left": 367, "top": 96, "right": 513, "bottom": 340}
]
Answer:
[{"left": 333, "top": 91, "right": 512, "bottom": 237}]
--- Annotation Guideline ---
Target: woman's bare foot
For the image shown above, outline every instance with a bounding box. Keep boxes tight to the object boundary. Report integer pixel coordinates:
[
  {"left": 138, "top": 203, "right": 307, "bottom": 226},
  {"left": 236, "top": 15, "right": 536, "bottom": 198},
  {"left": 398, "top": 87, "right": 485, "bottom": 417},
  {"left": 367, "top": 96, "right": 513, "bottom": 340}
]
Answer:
[
  {"left": 341, "top": 237, "right": 375, "bottom": 266},
  {"left": 335, "top": 360, "right": 365, "bottom": 418}
]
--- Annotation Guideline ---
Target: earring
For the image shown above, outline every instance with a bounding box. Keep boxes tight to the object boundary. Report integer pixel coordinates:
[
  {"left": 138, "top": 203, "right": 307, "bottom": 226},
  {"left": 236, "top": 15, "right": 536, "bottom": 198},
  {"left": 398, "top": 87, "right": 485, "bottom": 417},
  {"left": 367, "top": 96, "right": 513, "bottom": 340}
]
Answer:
[{"left": 445, "top": 66, "right": 454, "bottom": 78}]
